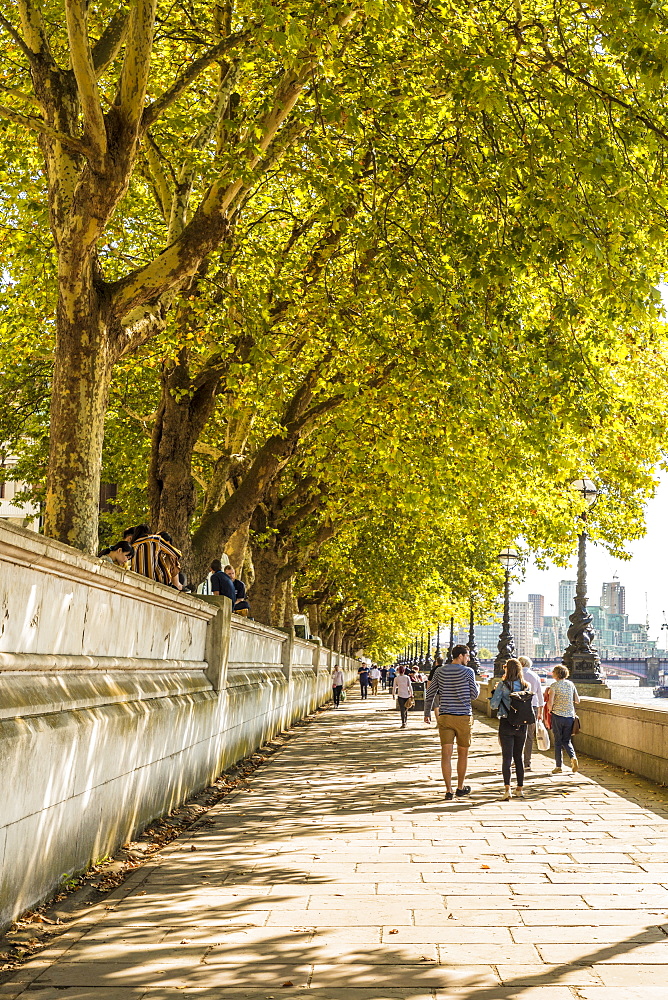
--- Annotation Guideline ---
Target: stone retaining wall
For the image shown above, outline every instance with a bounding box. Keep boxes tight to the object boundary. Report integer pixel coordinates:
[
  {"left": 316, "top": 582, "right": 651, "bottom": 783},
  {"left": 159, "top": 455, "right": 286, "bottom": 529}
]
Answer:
[{"left": 0, "top": 521, "right": 357, "bottom": 929}]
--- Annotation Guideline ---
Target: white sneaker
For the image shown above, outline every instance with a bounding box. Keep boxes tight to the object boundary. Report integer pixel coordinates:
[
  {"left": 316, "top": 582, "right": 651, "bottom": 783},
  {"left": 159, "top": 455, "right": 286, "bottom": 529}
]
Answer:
[
  {"left": 502, "top": 789, "right": 512, "bottom": 800},
  {"left": 551, "top": 766, "right": 563, "bottom": 774},
  {"left": 515, "top": 789, "right": 525, "bottom": 799}
]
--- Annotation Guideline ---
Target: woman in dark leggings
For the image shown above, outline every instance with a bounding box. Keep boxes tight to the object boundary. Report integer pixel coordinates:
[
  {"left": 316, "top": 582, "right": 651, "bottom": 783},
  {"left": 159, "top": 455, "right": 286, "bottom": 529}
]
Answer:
[{"left": 490, "top": 658, "right": 529, "bottom": 800}]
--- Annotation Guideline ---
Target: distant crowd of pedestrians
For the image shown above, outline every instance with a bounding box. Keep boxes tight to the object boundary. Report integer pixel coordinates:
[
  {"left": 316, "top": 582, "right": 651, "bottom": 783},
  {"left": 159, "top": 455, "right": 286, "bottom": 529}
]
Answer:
[
  {"left": 98, "top": 526, "right": 250, "bottom": 615},
  {"left": 333, "top": 645, "right": 581, "bottom": 801}
]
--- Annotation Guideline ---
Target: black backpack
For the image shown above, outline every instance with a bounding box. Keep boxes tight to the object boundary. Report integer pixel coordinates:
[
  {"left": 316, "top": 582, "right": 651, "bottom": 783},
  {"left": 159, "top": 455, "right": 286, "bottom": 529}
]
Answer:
[{"left": 505, "top": 684, "right": 535, "bottom": 727}]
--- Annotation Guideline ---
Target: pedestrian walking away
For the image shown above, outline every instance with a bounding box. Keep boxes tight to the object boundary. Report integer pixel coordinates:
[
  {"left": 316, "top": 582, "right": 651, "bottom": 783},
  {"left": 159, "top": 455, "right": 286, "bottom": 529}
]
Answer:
[
  {"left": 545, "top": 664, "right": 580, "bottom": 774},
  {"left": 490, "top": 658, "right": 535, "bottom": 800},
  {"left": 518, "top": 655, "right": 544, "bottom": 771},
  {"left": 370, "top": 665, "right": 380, "bottom": 695},
  {"left": 424, "top": 644, "right": 479, "bottom": 800},
  {"left": 380, "top": 666, "right": 388, "bottom": 690},
  {"left": 392, "top": 665, "right": 413, "bottom": 728},
  {"left": 358, "top": 663, "right": 370, "bottom": 699},
  {"left": 331, "top": 666, "right": 344, "bottom": 708}
]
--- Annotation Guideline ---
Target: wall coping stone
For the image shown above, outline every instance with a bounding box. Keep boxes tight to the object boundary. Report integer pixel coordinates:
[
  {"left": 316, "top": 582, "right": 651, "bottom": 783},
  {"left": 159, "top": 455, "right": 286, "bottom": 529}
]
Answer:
[{"left": 0, "top": 653, "right": 208, "bottom": 673}]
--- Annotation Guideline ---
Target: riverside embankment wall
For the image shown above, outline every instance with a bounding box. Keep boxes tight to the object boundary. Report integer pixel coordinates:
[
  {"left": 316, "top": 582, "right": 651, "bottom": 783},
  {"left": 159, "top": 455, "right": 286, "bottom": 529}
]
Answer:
[
  {"left": 0, "top": 521, "right": 357, "bottom": 929},
  {"left": 474, "top": 679, "right": 668, "bottom": 786}
]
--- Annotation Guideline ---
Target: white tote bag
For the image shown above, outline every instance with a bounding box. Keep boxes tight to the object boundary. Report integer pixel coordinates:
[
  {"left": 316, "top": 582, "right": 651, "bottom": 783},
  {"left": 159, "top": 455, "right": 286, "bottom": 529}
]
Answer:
[{"left": 536, "top": 719, "right": 550, "bottom": 751}]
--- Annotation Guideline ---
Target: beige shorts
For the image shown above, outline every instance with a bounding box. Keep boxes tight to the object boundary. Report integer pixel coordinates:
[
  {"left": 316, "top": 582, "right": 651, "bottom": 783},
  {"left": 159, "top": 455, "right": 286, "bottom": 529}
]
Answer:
[{"left": 437, "top": 713, "right": 473, "bottom": 748}]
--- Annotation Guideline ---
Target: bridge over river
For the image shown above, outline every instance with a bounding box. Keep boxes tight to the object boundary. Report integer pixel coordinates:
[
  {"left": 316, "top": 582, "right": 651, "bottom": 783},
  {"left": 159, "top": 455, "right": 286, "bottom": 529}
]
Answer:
[{"left": 479, "top": 656, "right": 668, "bottom": 682}]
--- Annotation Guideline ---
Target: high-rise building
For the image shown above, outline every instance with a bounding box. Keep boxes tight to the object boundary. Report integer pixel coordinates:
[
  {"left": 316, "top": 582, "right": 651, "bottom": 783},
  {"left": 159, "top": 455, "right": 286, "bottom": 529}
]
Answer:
[
  {"left": 509, "top": 601, "right": 534, "bottom": 657},
  {"left": 528, "top": 593, "right": 544, "bottom": 629},
  {"left": 601, "top": 578, "right": 625, "bottom": 617},
  {"left": 558, "top": 580, "right": 577, "bottom": 621}
]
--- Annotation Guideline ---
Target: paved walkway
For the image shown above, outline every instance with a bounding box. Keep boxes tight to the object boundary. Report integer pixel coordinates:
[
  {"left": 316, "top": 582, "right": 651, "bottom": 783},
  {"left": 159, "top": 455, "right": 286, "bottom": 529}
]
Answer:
[{"left": 4, "top": 690, "right": 668, "bottom": 1000}]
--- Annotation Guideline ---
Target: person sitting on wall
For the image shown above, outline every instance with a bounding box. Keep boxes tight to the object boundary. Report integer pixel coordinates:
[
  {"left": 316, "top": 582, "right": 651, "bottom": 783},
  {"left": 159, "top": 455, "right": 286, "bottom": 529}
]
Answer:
[
  {"left": 99, "top": 540, "right": 133, "bottom": 567},
  {"left": 130, "top": 524, "right": 183, "bottom": 590},
  {"left": 210, "top": 559, "right": 237, "bottom": 605},
  {"left": 224, "top": 564, "right": 251, "bottom": 617}
]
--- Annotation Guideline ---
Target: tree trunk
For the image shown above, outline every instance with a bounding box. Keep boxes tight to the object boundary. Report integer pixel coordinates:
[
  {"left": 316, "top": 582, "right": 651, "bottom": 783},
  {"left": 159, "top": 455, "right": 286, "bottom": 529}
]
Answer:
[
  {"left": 189, "top": 428, "right": 301, "bottom": 581},
  {"left": 249, "top": 545, "right": 283, "bottom": 626},
  {"left": 149, "top": 353, "right": 219, "bottom": 558},
  {"left": 225, "top": 520, "right": 251, "bottom": 574},
  {"left": 44, "top": 267, "right": 113, "bottom": 553}
]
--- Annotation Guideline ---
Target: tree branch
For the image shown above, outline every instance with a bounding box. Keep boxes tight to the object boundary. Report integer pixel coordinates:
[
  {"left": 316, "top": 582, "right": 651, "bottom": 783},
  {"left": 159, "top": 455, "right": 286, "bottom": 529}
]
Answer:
[
  {"left": 65, "top": 0, "right": 107, "bottom": 159},
  {"left": 16, "top": 0, "right": 52, "bottom": 59},
  {"left": 141, "top": 31, "right": 248, "bottom": 130},
  {"left": 110, "top": 7, "right": 359, "bottom": 320},
  {"left": 118, "top": 0, "right": 157, "bottom": 133},
  {"left": 0, "top": 83, "right": 39, "bottom": 107},
  {"left": 0, "top": 102, "right": 88, "bottom": 156},
  {"left": 92, "top": 8, "right": 129, "bottom": 78},
  {"left": 0, "top": 12, "right": 34, "bottom": 63}
]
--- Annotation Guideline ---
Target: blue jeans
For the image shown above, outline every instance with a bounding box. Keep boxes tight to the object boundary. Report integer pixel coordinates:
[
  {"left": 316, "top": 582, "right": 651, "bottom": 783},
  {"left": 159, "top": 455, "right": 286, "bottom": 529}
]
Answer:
[{"left": 551, "top": 714, "right": 576, "bottom": 767}]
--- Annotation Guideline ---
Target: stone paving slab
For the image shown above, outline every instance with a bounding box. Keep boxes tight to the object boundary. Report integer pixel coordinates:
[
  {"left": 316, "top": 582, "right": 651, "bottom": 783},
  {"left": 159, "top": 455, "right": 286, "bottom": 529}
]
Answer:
[{"left": 3, "top": 690, "right": 668, "bottom": 998}]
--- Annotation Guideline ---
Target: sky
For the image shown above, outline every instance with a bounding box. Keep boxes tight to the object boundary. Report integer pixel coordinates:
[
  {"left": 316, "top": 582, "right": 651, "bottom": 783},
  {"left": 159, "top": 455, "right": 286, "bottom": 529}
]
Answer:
[{"left": 511, "top": 468, "right": 668, "bottom": 649}]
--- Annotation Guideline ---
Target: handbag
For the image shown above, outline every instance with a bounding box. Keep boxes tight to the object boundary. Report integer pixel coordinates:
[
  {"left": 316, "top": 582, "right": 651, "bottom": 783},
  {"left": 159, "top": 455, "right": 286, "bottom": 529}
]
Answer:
[
  {"left": 572, "top": 714, "right": 580, "bottom": 735},
  {"left": 341, "top": 689, "right": 347, "bottom": 701},
  {"left": 536, "top": 719, "right": 550, "bottom": 751},
  {"left": 544, "top": 707, "right": 552, "bottom": 730},
  {"left": 406, "top": 696, "right": 415, "bottom": 709}
]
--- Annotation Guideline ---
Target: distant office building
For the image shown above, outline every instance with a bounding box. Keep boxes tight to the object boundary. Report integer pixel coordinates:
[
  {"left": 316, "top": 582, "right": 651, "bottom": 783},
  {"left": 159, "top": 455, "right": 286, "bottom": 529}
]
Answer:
[
  {"left": 558, "top": 580, "right": 577, "bottom": 620},
  {"left": 476, "top": 621, "right": 503, "bottom": 655},
  {"left": 528, "top": 593, "right": 544, "bottom": 629},
  {"left": 601, "top": 578, "right": 625, "bottom": 617},
  {"left": 535, "top": 616, "right": 567, "bottom": 658},
  {"left": 509, "top": 601, "right": 534, "bottom": 657}
]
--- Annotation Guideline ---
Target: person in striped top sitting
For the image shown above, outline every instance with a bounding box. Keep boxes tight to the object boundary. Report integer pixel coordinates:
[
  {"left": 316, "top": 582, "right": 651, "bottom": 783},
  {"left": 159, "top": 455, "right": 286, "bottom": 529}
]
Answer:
[
  {"left": 130, "top": 525, "right": 183, "bottom": 590},
  {"left": 424, "top": 644, "right": 480, "bottom": 800}
]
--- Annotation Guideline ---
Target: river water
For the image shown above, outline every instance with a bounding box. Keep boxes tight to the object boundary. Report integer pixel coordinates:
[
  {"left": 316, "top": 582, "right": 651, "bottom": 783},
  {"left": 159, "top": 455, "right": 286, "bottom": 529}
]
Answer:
[{"left": 606, "top": 677, "right": 668, "bottom": 708}]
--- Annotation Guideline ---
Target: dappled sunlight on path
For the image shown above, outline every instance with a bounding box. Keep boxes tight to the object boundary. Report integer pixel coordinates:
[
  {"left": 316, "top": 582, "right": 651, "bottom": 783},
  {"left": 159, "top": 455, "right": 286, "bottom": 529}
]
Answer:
[{"left": 4, "top": 688, "right": 668, "bottom": 999}]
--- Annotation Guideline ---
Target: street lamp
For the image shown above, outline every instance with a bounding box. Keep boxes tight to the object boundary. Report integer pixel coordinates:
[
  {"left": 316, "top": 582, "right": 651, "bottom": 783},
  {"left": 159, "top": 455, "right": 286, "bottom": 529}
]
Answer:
[
  {"left": 562, "top": 477, "right": 604, "bottom": 684},
  {"left": 494, "top": 547, "right": 519, "bottom": 676},
  {"left": 446, "top": 616, "right": 454, "bottom": 663},
  {"left": 418, "top": 634, "right": 425, "bottom": 670},
  {"left": 467, "top": 599, "right": 481, "bottom": 675},
  {"left": 434, "top": 623, "right": 441, "bottom": 660},
  {"left": 424, "top": 629, "right": 433, "bottom": 674}
]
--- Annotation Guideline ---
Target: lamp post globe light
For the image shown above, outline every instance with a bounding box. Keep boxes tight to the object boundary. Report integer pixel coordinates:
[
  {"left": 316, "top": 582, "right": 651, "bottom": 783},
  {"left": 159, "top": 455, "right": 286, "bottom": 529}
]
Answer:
[
  {"left": 562, "top": 477, "right": 605, "bottom": 685},
  {"left": 494, "top": 547, "right": 519, "bottom": 677}
]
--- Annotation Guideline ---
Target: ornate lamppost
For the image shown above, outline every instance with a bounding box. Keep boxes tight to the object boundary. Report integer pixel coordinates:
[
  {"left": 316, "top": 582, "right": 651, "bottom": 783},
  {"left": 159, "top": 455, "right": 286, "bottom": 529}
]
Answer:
[
  {"left": 418, "top": 634, "right": 425, "bottom": 670},
  {"left": 562, "top": 478, "right": 604, "bottom": 685},
  {"left": 446, "top": 617, "right": 454, "bottom": 662},
  {"left": 467, "top": 600, "right": 481, "bottom": 675},
  {"left": 494, "top": 547, "right": 519, "bottom": 676},
  {"left": 434, "top": 623, "right": 441, "bottom": 660},
  {"left": 424, "top": 629, "right": 433, "bottom": 674}
]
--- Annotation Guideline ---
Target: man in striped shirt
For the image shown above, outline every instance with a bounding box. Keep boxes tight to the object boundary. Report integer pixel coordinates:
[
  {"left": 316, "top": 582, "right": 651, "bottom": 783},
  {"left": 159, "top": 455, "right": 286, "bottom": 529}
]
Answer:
[{"left": 424, "top": 644, "right": 480, "bottom": 800}]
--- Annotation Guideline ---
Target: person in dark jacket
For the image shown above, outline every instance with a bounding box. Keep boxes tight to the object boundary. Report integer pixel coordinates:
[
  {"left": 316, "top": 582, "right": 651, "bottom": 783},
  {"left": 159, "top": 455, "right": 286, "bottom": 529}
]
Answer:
[
  {"left": 224, "top": 565, "right": 251, "bottom": 616},
  {"left": 358, "top": 663, "right": 370, "bottom": 699},
  {"left": 210, "top": 559, "right": 237, "bottom": 604}
]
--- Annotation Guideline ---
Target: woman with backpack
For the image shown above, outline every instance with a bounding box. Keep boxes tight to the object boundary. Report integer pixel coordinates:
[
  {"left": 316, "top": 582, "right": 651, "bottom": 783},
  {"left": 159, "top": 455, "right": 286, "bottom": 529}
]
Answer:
[{"left": 490, "top": 658, "right": 535, "bottom": 800}]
